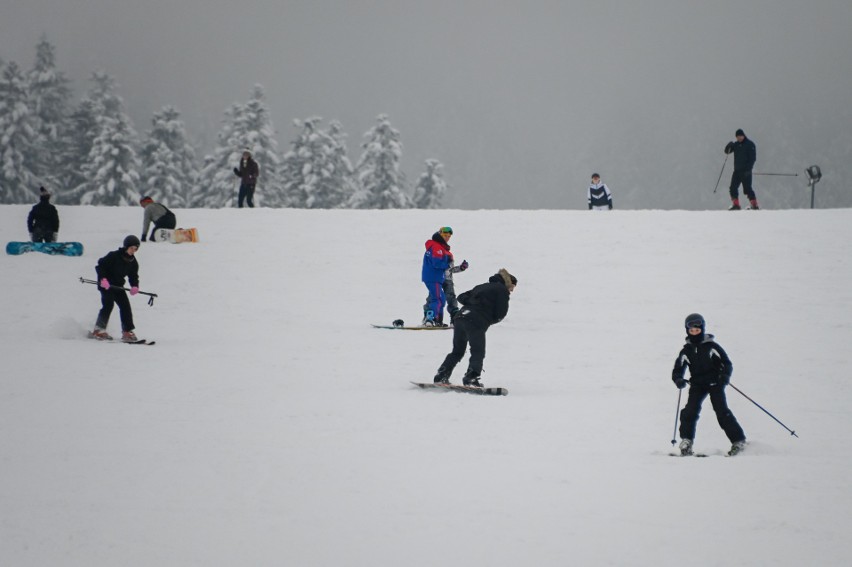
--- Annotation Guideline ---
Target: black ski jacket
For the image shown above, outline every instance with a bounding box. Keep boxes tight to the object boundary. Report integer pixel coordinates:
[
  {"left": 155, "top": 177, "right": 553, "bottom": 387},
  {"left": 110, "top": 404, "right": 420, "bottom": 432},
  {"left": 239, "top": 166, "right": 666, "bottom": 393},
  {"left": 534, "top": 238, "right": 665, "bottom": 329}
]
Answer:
[
  {"left": 234, "top": 157, "right": 259, "bottom": 186},
  {"left": 456, "top": 274, "right": 511, "bottom": 328},
  {"left": 726, "top": 137, "right": 756, "bottom": 173},
  {"left": 672, "top": 334, "right": 732, "bottom": 388},
  {"left": 27, "top": 198, "right": 60, "bottom": 233},
  {"left": 96, "top": 248, "right": 139, "bottom": 288}
]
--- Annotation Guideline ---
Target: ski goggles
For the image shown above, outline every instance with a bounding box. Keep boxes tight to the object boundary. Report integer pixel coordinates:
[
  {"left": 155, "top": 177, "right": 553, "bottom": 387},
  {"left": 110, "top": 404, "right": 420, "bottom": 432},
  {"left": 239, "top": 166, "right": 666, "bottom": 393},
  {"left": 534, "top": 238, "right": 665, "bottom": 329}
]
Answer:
[
  {"left": 439, "top": 226, "right": 453, "bottom": 235},
  {"left": 686, "top": 319, "right": 704, "bottom": 329}
]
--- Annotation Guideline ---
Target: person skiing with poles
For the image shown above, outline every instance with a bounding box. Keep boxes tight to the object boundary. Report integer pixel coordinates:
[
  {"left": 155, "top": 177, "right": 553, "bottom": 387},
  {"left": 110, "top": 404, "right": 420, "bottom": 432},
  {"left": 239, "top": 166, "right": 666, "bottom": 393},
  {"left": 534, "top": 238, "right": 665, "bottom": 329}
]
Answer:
[
  {"left": 724, "top": 129, "right": 760, "bottom": 210},
  {"left": 672, "top": 313, "right": 747, "bottom": 456},
  {"left": 89, "top": 235, "right": 143, "bottom": 342}
]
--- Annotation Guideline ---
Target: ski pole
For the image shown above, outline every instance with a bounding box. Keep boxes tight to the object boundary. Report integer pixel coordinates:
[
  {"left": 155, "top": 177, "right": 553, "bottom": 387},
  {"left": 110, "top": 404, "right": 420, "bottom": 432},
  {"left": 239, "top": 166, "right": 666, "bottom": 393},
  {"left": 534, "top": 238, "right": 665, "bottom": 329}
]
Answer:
[
  {"left": 671, "top": 387, "right": 683, "bottom": 446},
  {"left": 729, "top": 383, "right": 798, "bottom": 437},
  {"left": 753, "top": 172, "right": 798, "bottom": 177},
  {"left": 79, "top": 277, "right": 158, "bottom": 306},
  {"left": 713, "top": 154, "right": 728, "bottom": 193}
]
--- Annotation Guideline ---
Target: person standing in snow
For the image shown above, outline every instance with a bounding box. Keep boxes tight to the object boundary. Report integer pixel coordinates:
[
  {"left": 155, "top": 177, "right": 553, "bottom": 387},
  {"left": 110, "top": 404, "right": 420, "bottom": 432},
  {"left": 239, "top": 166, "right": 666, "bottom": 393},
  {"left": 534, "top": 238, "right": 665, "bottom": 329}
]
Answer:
[
  {"left": 233, "top": 148, "right": 259, "bottom": 208},
  {"left": 724, "top": 129, "right": 759, "bottom": 210},
  {"left": 423, "top": 235, "right": 469, "bottom": 325},
  {"left": 139, "top": 196, "right": 177, "bottom": 242},
  {"left": 433, "top": 269, "right": 517, "bottom": 387},
  {"left": 27, "top": 186, "right": 60, "bottom": 242},
  {"left": 422, "top": 227, "right": 454, "bottom": 327},
  {"left": 90, "top": 235, "right": 142, "bottom": 343},
  {"left": 587, "top": 173, "right": 613, "bottom": 210},
  {"left": 672, "top": 313, "right": 747, "bottom": 456}
]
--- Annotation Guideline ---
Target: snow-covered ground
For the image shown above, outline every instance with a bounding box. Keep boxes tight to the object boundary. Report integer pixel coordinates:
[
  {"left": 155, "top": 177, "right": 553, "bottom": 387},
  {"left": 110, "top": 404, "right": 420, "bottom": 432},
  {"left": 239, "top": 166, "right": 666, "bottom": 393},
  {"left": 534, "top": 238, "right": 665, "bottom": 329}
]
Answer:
[{"left": 2, "top": 204, "right": 851, "bottom": 566}]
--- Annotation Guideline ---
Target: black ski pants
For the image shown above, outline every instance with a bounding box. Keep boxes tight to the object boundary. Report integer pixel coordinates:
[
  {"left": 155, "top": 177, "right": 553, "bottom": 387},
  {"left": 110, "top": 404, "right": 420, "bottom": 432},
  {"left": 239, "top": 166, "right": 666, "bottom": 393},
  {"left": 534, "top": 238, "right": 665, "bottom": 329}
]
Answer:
[
  {"left": 679, "top": 384, "right": 746, "bottom": 443},
  {"left": 238, "top": 183, "right": 256, "bottom": 208},
  {"left": 729, "top": 170, "right": 756, "bottom": 201},
  {"left": 96, "top": 288, "right": 135, "bottom": 332},
  {"left": 440, "top": 315, "right": 487, "bottom": 378},
  {"left": 148, "top": 211, "right": 177, "bottom": 240}
]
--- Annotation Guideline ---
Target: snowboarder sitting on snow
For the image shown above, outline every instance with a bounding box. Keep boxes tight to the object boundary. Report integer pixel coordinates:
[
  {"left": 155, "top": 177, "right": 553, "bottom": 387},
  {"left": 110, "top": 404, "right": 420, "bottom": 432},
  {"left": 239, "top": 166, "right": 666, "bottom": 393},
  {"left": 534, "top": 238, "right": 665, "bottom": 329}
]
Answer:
[
  {"left": 422, "top": 227, "right": 454, "bottom": 327},
  {"left": 233, "top": 148, "right": 259, "bottom": 208},
  {"left": 139, "top": 196, "right": 176, "bottom": 242},
  {"left": 433, "top": 269, "right": 517, "bottom": 387},
  {"left": 90, "top": 235, "right": 142, "bottom": 342},
  {"left": 672, "top": 313, "right": 747, "bottom": 456},
  {"left": 587, "top": 173, "right": 613, "bottom": 210},
  {"left": 27, "top": 186, "right": 60, "bottom": 242}
]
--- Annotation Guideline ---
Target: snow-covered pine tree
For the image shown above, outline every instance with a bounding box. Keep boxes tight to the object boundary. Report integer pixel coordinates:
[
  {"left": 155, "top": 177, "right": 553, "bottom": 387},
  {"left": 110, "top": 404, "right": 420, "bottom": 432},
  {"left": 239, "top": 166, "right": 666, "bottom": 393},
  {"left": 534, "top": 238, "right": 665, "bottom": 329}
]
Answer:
[
  {"left": 198, "top": 85, "right": 283, "bottom": 207},
  {"left": 412, "top": 159, "right": 448, "bottom": 209},
  {"left": 55, "top": 98, "right": 98, "bottom": 205},
  {"left": 140, "top": 106, "right": 198, "bottom": 207},
  {"left": 77, "top": 72, "right": 142, "bottom": 206},
  {"left": 27, "top": 35, "right": 72, "bottom": 189},
  {"left": 351, "top": 114, "right": 412, "bottom": 209},
  {"left": 281, "top": 117, "right": 356, "bottom": 208},
  {"left": 0, "top": 62, "right": 39, "bottom": 204}
]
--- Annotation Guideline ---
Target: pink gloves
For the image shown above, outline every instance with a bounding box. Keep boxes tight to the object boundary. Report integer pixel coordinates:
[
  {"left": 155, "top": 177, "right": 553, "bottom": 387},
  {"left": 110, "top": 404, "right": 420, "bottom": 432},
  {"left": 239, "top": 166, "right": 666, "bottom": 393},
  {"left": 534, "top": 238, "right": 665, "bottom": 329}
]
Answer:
[
  {"left": 100, "top": 278, "right": 110, "bottom": 290},
  {"left": 130, "top": 286, "right": 139, "bottom": 296}
]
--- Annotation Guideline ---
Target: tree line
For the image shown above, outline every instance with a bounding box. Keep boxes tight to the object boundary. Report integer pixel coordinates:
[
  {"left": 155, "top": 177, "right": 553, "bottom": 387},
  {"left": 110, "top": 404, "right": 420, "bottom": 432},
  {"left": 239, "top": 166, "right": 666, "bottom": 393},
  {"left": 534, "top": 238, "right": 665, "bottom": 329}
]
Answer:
[{"left": 0, "top": 36, "right": 448, "bottom": 209}]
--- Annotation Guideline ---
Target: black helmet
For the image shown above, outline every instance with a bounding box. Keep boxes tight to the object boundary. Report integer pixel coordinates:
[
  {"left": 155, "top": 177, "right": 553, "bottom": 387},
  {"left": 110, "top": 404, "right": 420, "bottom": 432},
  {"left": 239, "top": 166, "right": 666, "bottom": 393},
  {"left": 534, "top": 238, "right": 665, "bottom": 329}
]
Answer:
[
  {"left": 123, "top": 235, "right": 141, "bottom": 249},
  {"left": 684, "top": 313, "right": 705, "bottom": 332}
]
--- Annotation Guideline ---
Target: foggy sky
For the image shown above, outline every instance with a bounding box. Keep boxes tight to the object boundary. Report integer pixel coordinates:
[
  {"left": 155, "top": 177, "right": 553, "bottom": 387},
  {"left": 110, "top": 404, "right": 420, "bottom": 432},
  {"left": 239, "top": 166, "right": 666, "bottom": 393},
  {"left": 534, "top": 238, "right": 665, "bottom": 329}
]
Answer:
[{"left": 2, "top": 0, "right": 851, "bottom": 209}]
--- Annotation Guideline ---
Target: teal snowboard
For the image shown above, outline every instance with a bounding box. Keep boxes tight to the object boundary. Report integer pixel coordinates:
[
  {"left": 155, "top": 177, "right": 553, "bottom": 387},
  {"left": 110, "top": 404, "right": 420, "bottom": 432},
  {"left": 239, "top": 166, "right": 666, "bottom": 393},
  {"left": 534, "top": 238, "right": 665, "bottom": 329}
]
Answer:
[{"left": 6, "top": 242, "right": 84, "bottom": 256}]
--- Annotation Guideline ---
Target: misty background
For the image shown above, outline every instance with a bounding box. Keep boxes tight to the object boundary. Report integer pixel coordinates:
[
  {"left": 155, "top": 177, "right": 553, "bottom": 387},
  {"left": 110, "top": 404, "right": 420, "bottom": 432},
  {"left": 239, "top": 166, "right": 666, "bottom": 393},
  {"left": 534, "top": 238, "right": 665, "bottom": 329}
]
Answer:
[{"left": 1, "top": 0, "right": 850, "bottom": 209}]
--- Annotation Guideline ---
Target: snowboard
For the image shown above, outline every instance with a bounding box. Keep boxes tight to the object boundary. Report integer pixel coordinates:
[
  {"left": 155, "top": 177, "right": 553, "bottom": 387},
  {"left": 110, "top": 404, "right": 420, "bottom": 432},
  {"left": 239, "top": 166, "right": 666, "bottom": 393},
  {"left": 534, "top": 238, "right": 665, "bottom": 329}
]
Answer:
[
  {"left": 371, "top": 323, "right": 452, "bottom": 331},
  {"left": 153, "top": 228, "right": 199, "bottom": 243},
  {"left": 6, "top": 241, "right": 84, "bottom": 256},
  {"left": 411, "top": 381, "right": 508, "bottom": 396}
]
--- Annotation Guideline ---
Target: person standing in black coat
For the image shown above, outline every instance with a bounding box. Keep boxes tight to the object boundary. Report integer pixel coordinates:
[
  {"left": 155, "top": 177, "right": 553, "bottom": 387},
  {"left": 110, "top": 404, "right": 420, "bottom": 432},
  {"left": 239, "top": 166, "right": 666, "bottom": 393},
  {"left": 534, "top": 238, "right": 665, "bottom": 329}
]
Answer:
[
  {"left": 233, "top": 149, "right": 259, "bottom": 208},
  {"left": 433, "top": 268, "right": 517, "bottom": 387},
  {"left": 672, "top": 313, "right": 747, "bottom": 456},
  {"left": 90, "top": 235, "right": 142, "bottom": 342},
  {"left": 724, "top": 129, "right": 760, "bottom": 210},
  {"left": 27, "top": 187, "right": 60, "bottom": 242}
]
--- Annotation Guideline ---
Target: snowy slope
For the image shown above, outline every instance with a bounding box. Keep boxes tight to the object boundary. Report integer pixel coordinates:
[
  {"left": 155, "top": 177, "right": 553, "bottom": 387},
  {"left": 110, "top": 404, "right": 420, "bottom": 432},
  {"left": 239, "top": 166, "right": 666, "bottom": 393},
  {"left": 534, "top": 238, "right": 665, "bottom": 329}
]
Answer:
[{"left": 1, "top": 204, "right": 851, "bottom": 566}]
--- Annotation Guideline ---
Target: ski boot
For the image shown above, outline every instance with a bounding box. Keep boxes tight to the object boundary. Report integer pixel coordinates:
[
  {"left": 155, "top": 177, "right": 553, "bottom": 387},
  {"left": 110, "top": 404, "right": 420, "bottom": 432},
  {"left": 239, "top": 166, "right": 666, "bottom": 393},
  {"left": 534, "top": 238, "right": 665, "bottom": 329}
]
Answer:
[
  {"left": 728, "top": 440, "right": 746, "bottom": 456},
  {"left": 749, "top": 199, "right": 760, "bottom": 210},
  {"left": 679, "top": 438, "right": 694, "bottom": 456},
  {"left": 462, "top": 371, "right": 483, "bottom": 388},
  {"left": 728, "top": 200, "right": 741, "bottom": 211},
  {"left": 121, "top": 331, "right": 139, "bottom": 343},
  {"left": 90, "top": 328, "right": 113, "bottom": 340},
  {"left": 433, "top": 365, "right": 452, "bottom": 384}
]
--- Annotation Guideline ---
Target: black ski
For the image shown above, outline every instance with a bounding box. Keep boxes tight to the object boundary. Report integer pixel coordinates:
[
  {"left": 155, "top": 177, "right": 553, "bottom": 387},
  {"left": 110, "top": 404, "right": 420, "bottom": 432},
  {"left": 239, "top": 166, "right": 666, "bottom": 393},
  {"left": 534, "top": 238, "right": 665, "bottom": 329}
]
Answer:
[{"left": 411, "top": 381, "right": 508, "bottom": 396}]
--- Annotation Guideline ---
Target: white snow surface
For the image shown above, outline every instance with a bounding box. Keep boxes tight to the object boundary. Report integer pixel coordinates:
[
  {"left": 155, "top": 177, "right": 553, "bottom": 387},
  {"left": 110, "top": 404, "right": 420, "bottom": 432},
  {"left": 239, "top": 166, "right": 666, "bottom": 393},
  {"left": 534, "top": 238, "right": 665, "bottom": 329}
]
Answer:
[{"left": 2, "top": 205, "right": 851, "bottom": 566}]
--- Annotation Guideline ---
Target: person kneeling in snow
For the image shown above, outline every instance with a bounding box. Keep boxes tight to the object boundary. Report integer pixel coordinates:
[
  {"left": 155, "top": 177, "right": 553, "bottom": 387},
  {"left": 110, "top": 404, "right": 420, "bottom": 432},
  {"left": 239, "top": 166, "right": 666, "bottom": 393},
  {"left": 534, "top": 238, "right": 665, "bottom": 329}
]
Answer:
[{"left": 139, "top": 196, "right": 176, "bottom": 242}]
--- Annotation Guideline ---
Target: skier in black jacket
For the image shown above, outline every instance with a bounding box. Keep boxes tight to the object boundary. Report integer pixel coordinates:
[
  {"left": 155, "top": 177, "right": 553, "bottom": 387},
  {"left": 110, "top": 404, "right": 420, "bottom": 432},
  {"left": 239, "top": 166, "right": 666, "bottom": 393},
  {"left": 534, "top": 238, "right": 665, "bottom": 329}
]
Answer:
[
  {"left": 233, "top": 149, "right": 259, "bottom": 208},
  {"left": 433, "top": 269, "right": 517, "bottom": 387},
  {"left": 724, "top": 129, "right": 759, "bottom": 210},
  {"left": 90, "top": 235, "right": 142, "bottom": 342},
  {"left": 27, "top": 187, "right": 60, "bottom": 242},
  {"left": 672, "top": 313, "right": 746, "bottom": 456}
]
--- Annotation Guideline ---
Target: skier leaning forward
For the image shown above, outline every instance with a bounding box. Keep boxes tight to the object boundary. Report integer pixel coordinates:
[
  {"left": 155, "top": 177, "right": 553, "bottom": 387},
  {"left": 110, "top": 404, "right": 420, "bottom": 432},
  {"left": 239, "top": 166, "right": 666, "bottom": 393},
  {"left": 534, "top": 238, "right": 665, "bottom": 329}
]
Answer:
[
  {"left": 90, "top": 235, "right": 143, "bottom": 342},
  {"left": 672, "top": 313, "right": 747, "bottom": 456},
  {"left": 433, "top": 269, "right": 517, "bottom": 387}
]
